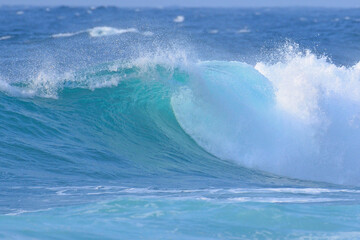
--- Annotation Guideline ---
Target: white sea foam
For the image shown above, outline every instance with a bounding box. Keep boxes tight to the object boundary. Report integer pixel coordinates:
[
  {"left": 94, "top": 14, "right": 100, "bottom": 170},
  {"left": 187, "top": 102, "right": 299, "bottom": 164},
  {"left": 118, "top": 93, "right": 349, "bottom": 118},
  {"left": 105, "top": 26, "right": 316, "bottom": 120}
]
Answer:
[
  {"left": 228, "top": 197, "right": 347, "bottom": 203},
  {"left": 20, "top": 185, "right": 359, "bottom": 199},
  {"left": 143, "top": 31, "right": 154, "bottom": 36},
  {"left": 5, "top": 208, "right": 51, "bottom": 216},
  {"left": 209, "top": 29, "right": 219, "bottom": 34},
  {"left": 88, "top": 26, "right": 138, "bottom": 37},
  {"left": 237, "top": 27, "right": 251, "bottom": 33},
  {"left": 16, "top": 11, "right": 24, "bottom": 15},
  {"left": 255, "top": 44, "right": 360, "bottom": 124},
  {"left": 174, "top": 15, "right": 185, "bottom": 23},
  {"left": 0, "top": 79, "right": 35, "bottom": 97},
  {"left": 52, "top": 26, "right": 141, "bottom": 38},
  {"left": 52, "top": 32, "right": 83, "bottom": 38},
  {"left": 0, "top": 36, "right": 12, "bottom": 41}
]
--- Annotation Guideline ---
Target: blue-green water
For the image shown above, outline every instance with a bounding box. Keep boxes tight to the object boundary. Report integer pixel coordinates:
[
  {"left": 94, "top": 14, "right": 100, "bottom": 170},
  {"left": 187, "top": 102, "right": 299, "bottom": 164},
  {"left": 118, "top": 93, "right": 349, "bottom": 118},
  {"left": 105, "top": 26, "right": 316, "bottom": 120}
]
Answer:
[{"left": 1, "top": 6, "right": 360, "bottom": 239}]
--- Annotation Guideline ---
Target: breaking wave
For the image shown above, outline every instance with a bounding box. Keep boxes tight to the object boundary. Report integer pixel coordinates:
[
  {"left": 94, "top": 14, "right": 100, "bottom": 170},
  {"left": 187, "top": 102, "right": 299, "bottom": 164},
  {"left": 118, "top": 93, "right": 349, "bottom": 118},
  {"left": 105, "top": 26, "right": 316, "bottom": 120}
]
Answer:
[{"left": 2, "top": 45, "right": 360, "bottom": 186}]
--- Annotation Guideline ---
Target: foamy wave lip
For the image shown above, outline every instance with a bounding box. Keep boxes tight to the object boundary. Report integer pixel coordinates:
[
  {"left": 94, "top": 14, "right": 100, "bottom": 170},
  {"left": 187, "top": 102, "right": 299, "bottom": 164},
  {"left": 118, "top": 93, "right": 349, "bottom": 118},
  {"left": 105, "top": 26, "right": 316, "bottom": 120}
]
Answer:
[
  {"left": 0, "top": 36, "right": 12, "bottom": 41},
  {"left": 16, "top": 11, "right": 24, "bottom": 15},
  {"left": 0, "top": 79, "right": 35, "bottom": 98},
  {"left": 174, "top": 15, "right": 185, "bottom": 23}
]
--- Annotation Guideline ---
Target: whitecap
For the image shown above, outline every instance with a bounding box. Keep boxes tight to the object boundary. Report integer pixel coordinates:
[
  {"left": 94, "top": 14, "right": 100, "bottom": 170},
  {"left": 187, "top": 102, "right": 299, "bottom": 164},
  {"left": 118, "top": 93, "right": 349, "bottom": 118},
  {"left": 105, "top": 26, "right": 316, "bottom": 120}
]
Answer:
[
  {"left": 16, "top": 11, "right": 24, "bottom": 15},
  {"left": 174, "top": 15, "right": 185, "bottom": 23},
  {"left": 143, "top": 31, "right": 154, "bottom": 36},
  {"left": 52, "top": 31, "right": 83, "bottom": 38},
  {"left": 208, "top": 29, "right": 218, "bottom": 34},
  {"left": 0, "top": 79, "right": 35, "bottom": 97},
  {"left": 52, "top": 27, "right": 140, "bottom": 38},
  {"left": 0, "top": 35, "right": 12, "bottom": 40},
  {"left": 237, "top": 27, "right": 251, "bottom": 33},
  {"left": 88, "top": 26, "right": 138, "bottom": 37}
]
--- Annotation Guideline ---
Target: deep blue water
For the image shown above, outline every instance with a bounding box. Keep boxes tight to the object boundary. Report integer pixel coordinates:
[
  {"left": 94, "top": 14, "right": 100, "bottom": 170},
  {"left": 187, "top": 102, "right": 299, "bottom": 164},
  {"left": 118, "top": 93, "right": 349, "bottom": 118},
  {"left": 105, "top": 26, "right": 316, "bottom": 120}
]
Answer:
[{"left": 1, "top": 6, "right": 360, "bottom": 239}]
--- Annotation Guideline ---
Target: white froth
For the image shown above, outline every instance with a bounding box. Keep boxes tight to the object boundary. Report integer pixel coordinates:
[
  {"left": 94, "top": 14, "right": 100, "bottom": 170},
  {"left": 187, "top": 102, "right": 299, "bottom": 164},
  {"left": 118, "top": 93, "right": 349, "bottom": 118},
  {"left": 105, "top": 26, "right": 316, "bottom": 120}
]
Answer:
[
  {"left": 237, "top": 28, "right": 251, "bottom": 33},
  {"left": 52, "top": 26, "right": 142, "bottom": 38},
  {"left": 174, "top": 15, "right": 185, "bottom": 23},
  {"left": 142, "top": 31, "right": 154, "bottom": 36},
  {"left": 88, "top": 27, "right": 138, "bottom": 37},
  {"left": 255, "top": 46, "right": 360, "bottom": 124},
  {"left": 52, "top": 32, "right": 82, "bottom": 38},
  {"left": 0, "top": 79, "right": 35, "bottom": 97},
  {"left": 0, "top": 36, "right": 12, "bottom": 41}
]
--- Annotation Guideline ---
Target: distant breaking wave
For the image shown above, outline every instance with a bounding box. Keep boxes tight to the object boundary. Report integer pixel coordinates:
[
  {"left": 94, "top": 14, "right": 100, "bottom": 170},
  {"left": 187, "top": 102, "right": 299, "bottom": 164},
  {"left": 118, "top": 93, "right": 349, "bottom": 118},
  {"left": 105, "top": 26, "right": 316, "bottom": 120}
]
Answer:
[{"left": 52, "top": 26, "right": 153, "bottom": 38}]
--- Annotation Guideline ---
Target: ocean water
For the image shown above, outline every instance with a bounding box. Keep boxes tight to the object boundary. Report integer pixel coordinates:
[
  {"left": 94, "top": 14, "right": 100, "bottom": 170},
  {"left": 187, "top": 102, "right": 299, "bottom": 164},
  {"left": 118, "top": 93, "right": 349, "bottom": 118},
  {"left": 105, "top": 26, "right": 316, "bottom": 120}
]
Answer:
[{"left": 1, "top": 5, "right": 360, "bottom": 239}]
